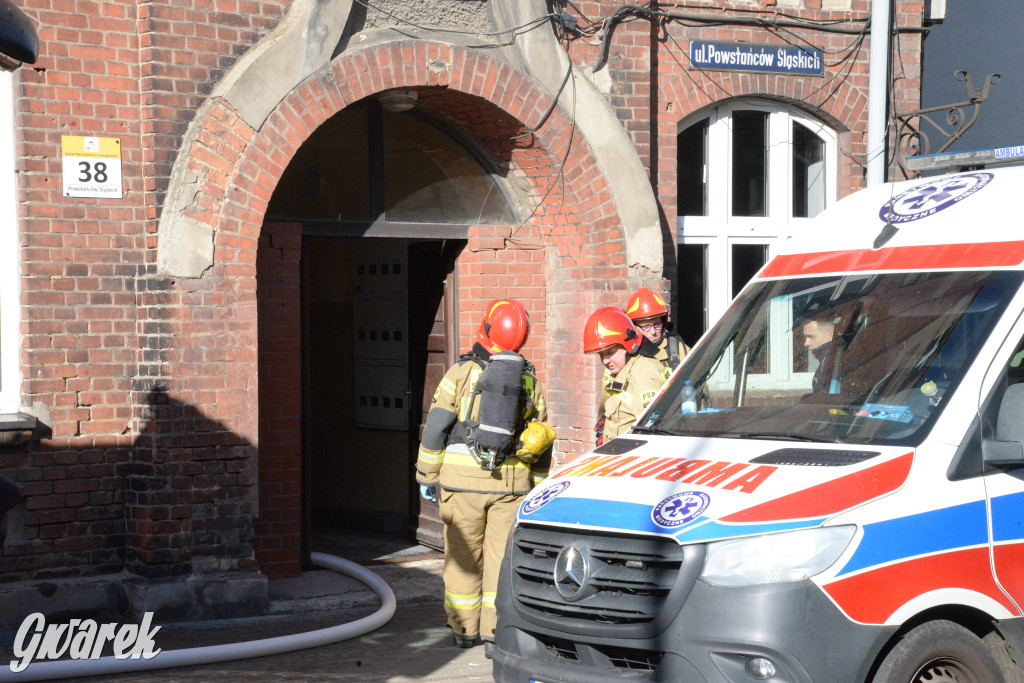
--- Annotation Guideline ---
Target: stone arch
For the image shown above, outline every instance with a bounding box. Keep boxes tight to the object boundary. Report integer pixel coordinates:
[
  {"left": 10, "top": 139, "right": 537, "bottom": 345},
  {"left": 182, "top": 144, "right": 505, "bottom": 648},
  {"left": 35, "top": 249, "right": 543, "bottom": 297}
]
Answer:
[{"left": 157, "top": 42, "right": 629, "bottom": 281}]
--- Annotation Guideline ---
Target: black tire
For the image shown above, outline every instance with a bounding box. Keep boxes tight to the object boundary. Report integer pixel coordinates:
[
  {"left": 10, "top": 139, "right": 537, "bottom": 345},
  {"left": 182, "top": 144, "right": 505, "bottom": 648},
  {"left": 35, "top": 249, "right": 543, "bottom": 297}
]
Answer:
[
  {"left": 872, "top": 620, "right": 1004, "bottom": 683},
  {"left": 982, "top": 629, "right": 1024, "bottom": 683}
]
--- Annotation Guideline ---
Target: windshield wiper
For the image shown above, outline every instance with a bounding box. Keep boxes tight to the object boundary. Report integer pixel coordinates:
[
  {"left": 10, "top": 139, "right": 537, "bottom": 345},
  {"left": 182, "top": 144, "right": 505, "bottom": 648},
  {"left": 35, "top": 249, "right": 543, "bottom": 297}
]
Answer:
[
  {"left": 727, "top": 432, "right": 844, "bottom": 444},
  {"left": 632, "top": 426, "right": 679, "bottom": 437}
]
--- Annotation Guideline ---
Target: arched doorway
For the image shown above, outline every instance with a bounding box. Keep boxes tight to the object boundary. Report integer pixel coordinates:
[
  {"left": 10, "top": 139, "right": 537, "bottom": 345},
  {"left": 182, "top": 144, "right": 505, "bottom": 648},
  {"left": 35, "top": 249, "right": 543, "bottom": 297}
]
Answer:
[{"left": 264, "top": 97, "right": 522, "bottom": 552}]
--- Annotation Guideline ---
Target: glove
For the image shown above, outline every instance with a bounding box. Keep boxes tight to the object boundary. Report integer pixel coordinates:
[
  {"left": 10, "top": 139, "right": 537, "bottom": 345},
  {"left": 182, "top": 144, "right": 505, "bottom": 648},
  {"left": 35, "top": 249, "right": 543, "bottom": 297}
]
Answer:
[
  {"left": 595, "top": 416, "right": 605, "bottom": 446},
  {"left": 420, "top": 484, "right": 438, "bottom": 503},
  {"left": 515, "top": 421, "right": 556, "bottom": 464}
]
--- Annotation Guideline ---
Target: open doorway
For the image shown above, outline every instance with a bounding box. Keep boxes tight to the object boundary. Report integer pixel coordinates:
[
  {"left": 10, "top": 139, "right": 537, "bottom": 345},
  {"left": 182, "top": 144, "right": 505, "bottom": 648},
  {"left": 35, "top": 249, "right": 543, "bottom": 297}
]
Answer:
[{"left": 303, "top": 237, "right": 462, "bottom": 546}]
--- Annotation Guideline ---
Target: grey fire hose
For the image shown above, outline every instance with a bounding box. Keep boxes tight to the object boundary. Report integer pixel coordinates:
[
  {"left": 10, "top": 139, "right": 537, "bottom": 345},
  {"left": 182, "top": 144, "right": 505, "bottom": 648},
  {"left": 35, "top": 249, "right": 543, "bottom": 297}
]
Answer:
[{"left": 1, "top": 552, "right": 396, "bottom": 681}]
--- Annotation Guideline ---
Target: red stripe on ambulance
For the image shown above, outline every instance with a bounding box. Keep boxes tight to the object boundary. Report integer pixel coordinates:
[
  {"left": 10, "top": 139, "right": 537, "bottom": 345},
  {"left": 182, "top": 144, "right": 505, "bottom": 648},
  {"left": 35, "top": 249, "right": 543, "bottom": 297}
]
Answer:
[
  {"left": 720, "top": 452, "right": 913, "bottom": 523},
  {"left": 822, "top": 546, "right": 1020, "bottom": 624},
  {"left": 759, "top": 240, "right": 1024, "bottom": 278}
]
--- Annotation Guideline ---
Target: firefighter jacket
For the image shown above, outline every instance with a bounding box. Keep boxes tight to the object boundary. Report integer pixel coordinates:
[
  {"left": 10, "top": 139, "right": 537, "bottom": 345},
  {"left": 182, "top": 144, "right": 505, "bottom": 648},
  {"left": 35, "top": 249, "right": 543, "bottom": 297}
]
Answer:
[
  {"left": 416, "top": 344, "right": 549, "bottom": 495},
  {"left": 655, "top": 332, "right": 690, "bottom": 371},
  {"left": 601, "top": 353, "right": 666, "bottom": 441}
]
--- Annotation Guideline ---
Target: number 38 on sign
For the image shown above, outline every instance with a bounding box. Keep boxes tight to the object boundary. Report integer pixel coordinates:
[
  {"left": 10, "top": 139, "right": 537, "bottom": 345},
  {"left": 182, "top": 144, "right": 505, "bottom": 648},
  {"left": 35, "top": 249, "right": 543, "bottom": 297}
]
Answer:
[{"left": 61, "top": 135, "right": 123, "bottom": 198}]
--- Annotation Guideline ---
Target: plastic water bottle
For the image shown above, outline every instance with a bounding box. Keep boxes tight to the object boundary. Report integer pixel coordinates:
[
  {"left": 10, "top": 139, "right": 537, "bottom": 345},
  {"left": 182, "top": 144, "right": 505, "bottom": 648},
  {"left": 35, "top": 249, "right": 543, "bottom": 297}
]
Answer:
[{"left": 680, "top": 380, "right": 697, "bottom": 414}]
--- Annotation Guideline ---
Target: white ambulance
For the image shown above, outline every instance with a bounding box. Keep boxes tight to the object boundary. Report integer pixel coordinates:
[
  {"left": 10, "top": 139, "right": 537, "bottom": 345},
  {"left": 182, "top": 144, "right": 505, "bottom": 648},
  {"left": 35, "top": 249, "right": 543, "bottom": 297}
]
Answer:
[{"left": 494, "top": 164, "right": 1024, "bottom": 682}]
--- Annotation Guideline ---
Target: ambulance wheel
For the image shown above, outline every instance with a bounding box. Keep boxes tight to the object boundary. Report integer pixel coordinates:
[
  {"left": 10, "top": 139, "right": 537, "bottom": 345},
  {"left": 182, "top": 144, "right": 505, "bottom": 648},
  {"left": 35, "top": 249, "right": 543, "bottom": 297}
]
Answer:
[{"left": 871, "top": 620, "right": 1003, "bottom": 683}]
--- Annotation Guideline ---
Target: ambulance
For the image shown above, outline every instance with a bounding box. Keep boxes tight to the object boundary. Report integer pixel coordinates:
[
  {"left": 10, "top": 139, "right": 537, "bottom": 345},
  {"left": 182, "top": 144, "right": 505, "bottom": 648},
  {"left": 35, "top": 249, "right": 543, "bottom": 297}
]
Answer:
[{"left": 493, "top": 162, "right": 1024, "bottom": 682}]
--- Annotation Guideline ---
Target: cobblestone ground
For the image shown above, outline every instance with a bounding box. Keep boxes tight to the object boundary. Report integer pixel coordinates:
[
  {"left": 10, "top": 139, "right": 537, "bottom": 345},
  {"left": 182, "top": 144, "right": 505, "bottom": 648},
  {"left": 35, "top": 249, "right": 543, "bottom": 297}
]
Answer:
[{"left": 0, "top": 602, "right": 493, "bottom": 682}]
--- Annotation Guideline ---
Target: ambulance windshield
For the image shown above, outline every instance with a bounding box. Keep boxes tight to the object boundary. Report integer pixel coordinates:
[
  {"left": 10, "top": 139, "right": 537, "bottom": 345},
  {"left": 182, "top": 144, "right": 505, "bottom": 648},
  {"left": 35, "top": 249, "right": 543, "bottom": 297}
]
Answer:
[{"left": 637, "top": 270, "right": 1023, "bottom": 446}]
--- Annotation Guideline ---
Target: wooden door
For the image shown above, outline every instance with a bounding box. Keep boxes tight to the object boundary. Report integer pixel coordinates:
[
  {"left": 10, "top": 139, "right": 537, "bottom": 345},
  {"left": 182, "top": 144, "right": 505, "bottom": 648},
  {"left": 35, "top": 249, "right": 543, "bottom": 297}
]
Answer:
[{"left": 408, "top": 240, "right": 463, "bottom": 550}]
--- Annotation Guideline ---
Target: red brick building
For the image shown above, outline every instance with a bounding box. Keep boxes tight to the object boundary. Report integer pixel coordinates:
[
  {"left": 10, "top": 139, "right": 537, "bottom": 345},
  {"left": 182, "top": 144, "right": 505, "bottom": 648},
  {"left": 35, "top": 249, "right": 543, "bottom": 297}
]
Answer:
[{"left": 0, "top": 0, "right": 928, "bottom": 623}]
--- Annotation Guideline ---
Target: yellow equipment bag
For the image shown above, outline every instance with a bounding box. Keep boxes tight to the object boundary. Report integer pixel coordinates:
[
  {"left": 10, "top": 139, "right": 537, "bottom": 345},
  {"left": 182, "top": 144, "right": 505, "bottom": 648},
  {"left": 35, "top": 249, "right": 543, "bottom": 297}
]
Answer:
[{"left": 515, "top": 421, "right": 556, "bottom": 464}]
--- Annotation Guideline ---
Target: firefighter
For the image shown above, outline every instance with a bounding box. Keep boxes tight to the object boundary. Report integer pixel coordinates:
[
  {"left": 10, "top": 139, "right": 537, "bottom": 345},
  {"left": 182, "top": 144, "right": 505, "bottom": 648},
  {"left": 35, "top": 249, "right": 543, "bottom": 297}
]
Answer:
[
  {"left": 625, "top": 287, "right": 690, "bottom": 372},
  {"left": 415, "top": 299, "right": 554, "bottom": 655},
  {"left": 585, "top": 306, "right": 666, "bottom": 445}
]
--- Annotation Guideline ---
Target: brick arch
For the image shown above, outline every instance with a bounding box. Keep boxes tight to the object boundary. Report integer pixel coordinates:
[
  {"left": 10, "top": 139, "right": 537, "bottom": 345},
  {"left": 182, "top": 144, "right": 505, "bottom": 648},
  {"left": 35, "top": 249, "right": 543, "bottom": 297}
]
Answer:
[
  {"left": 661, "top": 70, "right": 867, "bottom": 134},
  {"left": 162, "top": 41, "right": 628, "bottom": 279}
]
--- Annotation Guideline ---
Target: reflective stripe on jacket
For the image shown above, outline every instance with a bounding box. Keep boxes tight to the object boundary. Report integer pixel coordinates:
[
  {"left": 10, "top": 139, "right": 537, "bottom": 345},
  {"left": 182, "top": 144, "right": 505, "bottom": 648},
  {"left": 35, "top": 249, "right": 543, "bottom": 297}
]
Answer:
[{"left": 416, "top": 352, "right": 549, "bottom": 495}]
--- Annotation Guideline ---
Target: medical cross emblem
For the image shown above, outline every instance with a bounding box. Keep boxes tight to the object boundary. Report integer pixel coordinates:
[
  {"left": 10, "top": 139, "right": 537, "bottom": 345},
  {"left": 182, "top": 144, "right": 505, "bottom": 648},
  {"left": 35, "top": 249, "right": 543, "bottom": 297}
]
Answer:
[
  {"left": 652, "top": 491, "right": 710, "bottom": 528},
  {"left": 880, "top": 172, "right": 992, "bottom": 225},
  {"left": 522, "top": 480, "right": 570, "bottom": 515}
]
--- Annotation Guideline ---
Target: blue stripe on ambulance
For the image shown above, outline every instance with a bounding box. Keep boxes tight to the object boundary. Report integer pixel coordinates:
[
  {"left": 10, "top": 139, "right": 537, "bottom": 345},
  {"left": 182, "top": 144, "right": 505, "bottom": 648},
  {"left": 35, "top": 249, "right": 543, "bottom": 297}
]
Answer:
[
  {"left": 837, "top": 498, "right": 988, "bottom": 577},
  {"left": 989, "top": 490, "right": 1024, "bottom": 542}
]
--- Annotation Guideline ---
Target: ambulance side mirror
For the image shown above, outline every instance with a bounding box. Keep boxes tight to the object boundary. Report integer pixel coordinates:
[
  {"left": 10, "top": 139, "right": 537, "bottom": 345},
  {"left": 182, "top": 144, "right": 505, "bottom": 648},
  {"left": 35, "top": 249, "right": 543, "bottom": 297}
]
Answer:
[{"left": 983, "top": 384, "right": 1024, "bottom": 468}]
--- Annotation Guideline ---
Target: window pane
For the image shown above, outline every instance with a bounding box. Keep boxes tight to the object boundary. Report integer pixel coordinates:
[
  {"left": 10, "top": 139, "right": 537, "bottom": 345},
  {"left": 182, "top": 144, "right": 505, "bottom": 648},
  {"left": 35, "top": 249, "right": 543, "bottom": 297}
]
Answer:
[
  {"left": 383, "top": 112, "right": 514, "bottom": 224},
  {"left": 266, "top": 107, "right": 372, "bottom": 221},
  {"left": 732, "top": 244, "right": 768, "bottom": 297},
  {"left": 793, "top": 122, "right": 825, "bottom": 218},
  {"left": 731, "top": 111, "right": 768, "bottom": 217},
  {"left": 732, "top": 244, "right": 770, "bottom": 373},
  {"left": 678, "top": 118, "right": 708, "bottom": 217},
  {"left": 677, "top": 244, "right": 708, "bottom": 346}
]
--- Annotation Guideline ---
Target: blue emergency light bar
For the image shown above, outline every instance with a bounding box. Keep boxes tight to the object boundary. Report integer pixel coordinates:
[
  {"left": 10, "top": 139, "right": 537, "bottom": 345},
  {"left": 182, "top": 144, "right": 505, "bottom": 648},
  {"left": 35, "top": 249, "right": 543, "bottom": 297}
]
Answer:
[{"left": 906, "top": 144, "right": 1024, "bottom": 172}]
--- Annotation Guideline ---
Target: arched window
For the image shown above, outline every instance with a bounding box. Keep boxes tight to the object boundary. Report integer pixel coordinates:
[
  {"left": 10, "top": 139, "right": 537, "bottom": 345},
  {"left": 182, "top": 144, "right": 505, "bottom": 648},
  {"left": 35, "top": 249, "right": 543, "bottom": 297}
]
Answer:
[
  {"left": 676, "top": 101, "right": 838, "bottom": 345},
  {"left": 267, "top": 103, "right": 519, "bottom": 232}
]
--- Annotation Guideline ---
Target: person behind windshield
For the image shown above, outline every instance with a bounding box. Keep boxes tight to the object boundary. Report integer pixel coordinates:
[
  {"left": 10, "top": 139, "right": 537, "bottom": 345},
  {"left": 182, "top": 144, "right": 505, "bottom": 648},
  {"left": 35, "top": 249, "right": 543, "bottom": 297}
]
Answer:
[
  {"left": 584, "top": 307, "right": 666, "bottom": 445},
  {"left": 803, "top": 314, "right": 837, "bottom": 393},
  {"left": 625, "top": 287, "right": 690, "bottom": 372}
]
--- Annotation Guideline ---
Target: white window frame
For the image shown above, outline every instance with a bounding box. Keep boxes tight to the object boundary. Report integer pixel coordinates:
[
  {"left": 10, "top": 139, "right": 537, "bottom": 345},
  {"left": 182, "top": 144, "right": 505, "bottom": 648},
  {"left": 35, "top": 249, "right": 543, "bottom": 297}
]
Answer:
[
  {"left": 0, "top": 70, "right": 20, "bottom": 413},
  {"left": 677, "top": 99, "right": 838, "bottom": 331}
]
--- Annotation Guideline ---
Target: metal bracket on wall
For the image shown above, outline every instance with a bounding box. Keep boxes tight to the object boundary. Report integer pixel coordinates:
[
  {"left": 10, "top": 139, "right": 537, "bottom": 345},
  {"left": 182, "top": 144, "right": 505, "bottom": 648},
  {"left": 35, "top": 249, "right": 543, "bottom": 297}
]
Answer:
[{"left": 894, "top": 71, "right": 1001, "bottom": 178}]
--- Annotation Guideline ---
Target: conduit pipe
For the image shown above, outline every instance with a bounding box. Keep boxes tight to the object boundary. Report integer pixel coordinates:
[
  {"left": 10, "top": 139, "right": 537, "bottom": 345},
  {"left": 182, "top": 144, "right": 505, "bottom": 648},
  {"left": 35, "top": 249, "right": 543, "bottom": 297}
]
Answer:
[
  {"left": 1, "top": 553, "right": 397, "bottom": 682},
  {"left": 866, "top": 0, "right": 891, "bottom": 185}
]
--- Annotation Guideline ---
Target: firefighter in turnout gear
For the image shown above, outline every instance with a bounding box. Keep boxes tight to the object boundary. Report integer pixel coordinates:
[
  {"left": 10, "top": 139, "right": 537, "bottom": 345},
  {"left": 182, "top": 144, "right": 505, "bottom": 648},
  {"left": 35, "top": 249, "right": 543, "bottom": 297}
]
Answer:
[
  {"left": 415, "top": 299, "right": 553, "bottom": 653},
  {"left": 585, "top": 307, "right": 666, "bottom": 445},
  {"left": 626, "top": 287, "right": 690, "bottom": 373}
]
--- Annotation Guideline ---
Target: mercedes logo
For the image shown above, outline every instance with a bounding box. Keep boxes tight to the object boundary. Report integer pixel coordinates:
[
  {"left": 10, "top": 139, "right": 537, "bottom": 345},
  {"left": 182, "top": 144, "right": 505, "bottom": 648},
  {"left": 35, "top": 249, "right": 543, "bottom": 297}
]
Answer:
[{"left": 553, "top": 545, "right": 590, "bottom": 601}]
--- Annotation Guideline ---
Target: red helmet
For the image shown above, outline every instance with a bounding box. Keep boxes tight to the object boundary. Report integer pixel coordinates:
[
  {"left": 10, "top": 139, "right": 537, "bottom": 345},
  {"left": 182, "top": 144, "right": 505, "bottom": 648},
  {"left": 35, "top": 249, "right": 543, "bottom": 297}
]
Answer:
[
  {"left": 583, "top": 307, "right": 641, "bottom": 354},
  {"left": 477, "top": 299, "right": 530, "bottom": 352},
  {"left": 625, "top": 287, "right": 668, "bottom": 322}
]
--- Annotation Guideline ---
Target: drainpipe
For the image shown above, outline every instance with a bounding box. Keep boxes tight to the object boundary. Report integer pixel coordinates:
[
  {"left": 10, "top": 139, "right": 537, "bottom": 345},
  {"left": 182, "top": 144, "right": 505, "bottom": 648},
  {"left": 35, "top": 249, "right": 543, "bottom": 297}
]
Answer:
[{"left": 866, "top": 0, "right": 891, "bottom": 185}]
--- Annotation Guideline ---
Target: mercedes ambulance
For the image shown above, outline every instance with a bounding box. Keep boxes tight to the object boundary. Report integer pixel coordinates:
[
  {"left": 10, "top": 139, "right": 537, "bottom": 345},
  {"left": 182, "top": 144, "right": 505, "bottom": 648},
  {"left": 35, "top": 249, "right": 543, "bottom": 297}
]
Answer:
[{"left": 493, "top": 164, "right": 1024, "bottom": 682}]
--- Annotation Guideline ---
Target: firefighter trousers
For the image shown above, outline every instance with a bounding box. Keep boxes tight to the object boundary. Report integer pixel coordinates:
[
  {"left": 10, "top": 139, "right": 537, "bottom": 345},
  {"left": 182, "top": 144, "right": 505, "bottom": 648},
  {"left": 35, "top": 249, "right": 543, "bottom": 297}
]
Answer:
[{"left": 438, "top": 489, "right": 522, "bottom": 640}]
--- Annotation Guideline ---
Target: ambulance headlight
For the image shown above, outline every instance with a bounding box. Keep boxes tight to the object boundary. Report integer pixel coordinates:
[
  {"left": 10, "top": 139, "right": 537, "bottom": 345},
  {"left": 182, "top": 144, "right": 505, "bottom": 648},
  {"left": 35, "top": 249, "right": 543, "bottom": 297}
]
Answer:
[{"left": 701, "top": 525, "right": 857, "bottom": 587}]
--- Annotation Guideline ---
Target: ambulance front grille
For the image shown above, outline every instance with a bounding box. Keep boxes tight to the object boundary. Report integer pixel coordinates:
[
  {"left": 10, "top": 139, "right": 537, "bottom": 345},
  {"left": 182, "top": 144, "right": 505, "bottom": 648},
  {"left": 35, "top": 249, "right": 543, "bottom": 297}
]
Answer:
[{"left": 510, "top": 525, "right": 699, "bottom": 636}]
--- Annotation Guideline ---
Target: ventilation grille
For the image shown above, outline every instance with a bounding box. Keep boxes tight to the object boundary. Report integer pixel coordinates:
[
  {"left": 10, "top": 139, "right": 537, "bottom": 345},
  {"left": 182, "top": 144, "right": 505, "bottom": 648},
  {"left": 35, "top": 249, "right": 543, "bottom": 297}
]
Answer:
[{"left": 751, "top": 448, "right": 881, "bottom": 466}]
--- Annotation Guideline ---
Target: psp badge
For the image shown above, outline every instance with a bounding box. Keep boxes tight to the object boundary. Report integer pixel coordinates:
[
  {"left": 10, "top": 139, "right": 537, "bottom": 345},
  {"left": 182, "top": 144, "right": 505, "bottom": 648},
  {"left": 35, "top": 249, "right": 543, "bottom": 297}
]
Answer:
[
  {"left": 652, "top": 491, "right": 710, "bottom": 528},
  {"left": 522, "top": 480, "right": 570, "bottom": 515}
]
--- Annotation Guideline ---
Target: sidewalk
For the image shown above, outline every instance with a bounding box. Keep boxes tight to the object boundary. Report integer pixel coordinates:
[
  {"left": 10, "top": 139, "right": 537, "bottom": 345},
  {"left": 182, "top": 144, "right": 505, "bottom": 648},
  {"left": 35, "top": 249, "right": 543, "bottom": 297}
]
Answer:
[{"left": 1, "top": 531, "right": 496, "bottom": 682}]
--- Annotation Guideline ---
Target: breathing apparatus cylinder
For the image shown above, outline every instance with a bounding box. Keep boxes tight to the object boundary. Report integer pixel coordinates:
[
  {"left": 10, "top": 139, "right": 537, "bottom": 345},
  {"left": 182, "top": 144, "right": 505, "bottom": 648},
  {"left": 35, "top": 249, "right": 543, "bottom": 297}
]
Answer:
[{"left": 471, "top": 351, "right": 527, "bottom": 470}]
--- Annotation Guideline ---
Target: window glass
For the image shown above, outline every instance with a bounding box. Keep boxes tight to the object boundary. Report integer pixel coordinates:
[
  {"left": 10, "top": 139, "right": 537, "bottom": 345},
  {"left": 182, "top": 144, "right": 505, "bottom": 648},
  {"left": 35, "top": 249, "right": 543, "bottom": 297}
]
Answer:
[
  {"left": 638, "top": 271, "right": 1021, "bottom": 447},
  {"left": 793, "top": 121, "right": 825, "bottom": 218},
  {"left": 731, "top": 110, "right": 768, "bottom": 217},
  {"left": 678, "top": 118, "right": 708, "bottom": 217},
  {"left": 383, "top": 112, "right": 514, "bottom": 224},
  {"left": 266, "top": 107, "right": 372, "bottom": 221},
  {"left": 266, "top": 106, "right": 515, "bottom": 225},
  {"left": 676, "top": 244, "right": 708, "bottom": 346}
]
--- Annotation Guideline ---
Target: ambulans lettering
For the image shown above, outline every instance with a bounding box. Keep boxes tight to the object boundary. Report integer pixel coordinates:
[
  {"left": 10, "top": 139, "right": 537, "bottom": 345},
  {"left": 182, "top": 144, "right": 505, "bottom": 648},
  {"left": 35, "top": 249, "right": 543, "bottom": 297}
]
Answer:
[{"left": 556, "top": 454, "right": 776, "bottom": 493}]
